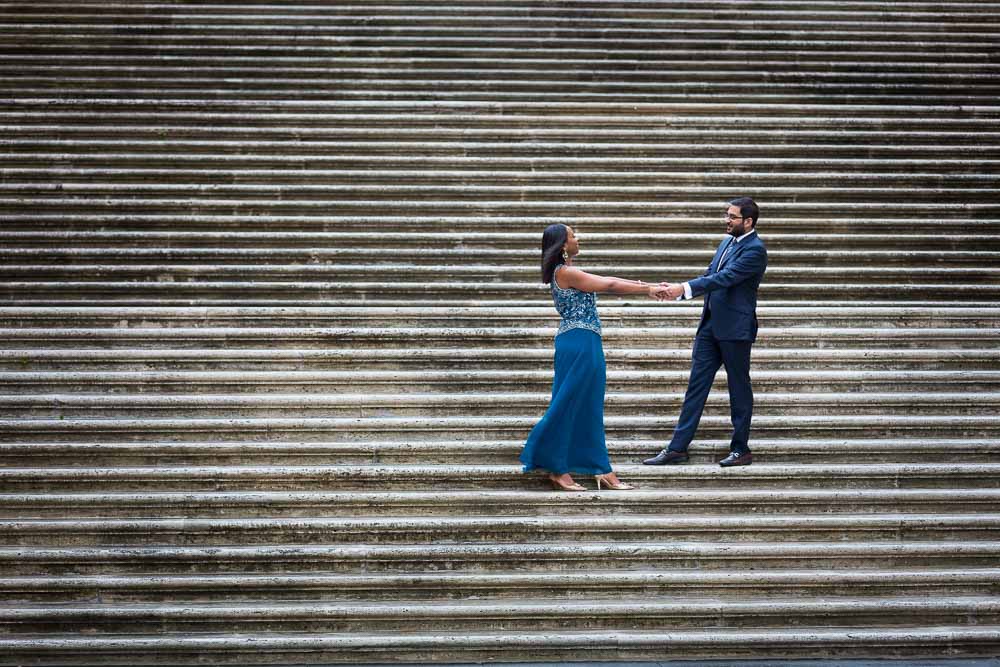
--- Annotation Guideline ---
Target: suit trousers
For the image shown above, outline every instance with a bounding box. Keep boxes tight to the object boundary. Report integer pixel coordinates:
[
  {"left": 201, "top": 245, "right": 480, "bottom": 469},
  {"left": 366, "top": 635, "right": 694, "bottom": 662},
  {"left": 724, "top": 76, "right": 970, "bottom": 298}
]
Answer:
[{"left": 667, "top": 314, "right": 754, "bottom": 455}]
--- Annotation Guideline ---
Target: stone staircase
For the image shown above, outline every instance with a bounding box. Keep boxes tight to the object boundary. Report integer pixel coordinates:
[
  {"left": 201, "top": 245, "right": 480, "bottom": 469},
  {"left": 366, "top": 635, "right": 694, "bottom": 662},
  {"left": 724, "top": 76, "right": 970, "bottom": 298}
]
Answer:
[{"left": 1, "top": 0, "right": 1000, "bottom": 664}]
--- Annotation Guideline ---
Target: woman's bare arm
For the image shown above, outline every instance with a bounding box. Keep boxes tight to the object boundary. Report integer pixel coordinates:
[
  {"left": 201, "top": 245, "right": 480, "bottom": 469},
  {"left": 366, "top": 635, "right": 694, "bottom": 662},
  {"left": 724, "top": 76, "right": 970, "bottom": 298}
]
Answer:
[{"left": 558, "top": 266, "right": 660, "bottom": 297}]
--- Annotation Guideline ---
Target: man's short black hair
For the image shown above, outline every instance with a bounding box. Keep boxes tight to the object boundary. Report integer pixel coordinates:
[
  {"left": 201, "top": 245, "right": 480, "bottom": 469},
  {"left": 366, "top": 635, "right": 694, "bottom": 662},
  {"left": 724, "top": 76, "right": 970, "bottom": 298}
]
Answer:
[{"left": 729, "top": 197, "right": 759, "bottom": 227}]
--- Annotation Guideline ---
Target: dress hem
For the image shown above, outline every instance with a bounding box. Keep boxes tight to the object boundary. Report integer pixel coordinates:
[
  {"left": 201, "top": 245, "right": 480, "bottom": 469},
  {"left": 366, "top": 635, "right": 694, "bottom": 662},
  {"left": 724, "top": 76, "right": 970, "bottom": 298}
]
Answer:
[{"left": 521, "top": 464, "right": 613, "bottom": 476}]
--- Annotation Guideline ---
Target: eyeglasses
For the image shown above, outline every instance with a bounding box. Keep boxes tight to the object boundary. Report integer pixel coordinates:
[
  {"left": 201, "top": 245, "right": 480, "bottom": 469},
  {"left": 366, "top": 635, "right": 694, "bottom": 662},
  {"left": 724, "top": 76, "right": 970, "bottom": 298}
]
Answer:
[{"left": 723, "top": 213, "right": 746, "bottom": 222}]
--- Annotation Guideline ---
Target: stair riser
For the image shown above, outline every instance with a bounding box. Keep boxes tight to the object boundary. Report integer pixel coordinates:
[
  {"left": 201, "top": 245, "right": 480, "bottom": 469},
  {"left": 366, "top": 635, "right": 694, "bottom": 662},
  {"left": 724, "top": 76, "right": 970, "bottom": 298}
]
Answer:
[
  {"left": 7, "top": 154, "right": 1000, "bottom": 171},
  {"left": 4, "top": 198, "right": 1000, "bottom": 216},
  {"left": 3, "top": 421, "right": 995, "bottom": 442},
  {"left": 6, "top": 16, "right": 998, "bottom": 31},
  {"left": 2, "top": 256, "right": 992, "bottom": 271},
  {"left": 4, "top": 449, "right": 994, "bottom": 467},
  {"left": 3, "top": 400, "right": 995, "bottom": 419},
  {"left": 4, "top": 8, "right": 984, "bottom": 21},
  {"left": 6, "top": 578, "right": 999, "bottom": 604},
  {"left": 4, "top": 525, "right": 998, "bottom": 548},
  {"left": 4, "top": 89, "right": 998, "bottom": 106},
  {"left": 2, "top": 217, "right": 991, "bottom": 236},
  {"left": 3, "top": 476, "right": 996, "bottom": 493},
  {"left": 4, "top": 488, "right": 997, "bottom": 518},
  {"left": 6, "top": 606, "right": 1000, "bottom": 635},
  {"left": 4, "top": 314, "right": 998, "bottom": 329},
  {"left": 7, "top": 120, "right": 995, "bottom": 138},
  {"left": 5, "top": 143, "right": 1000, "bottom": 160},
  {"left": 2, "top": 234, "right": 995, "bottom": 251},
  {"left": 0, "top": 643, "right": 997, "bottom": 666},
  {"left": 0, "top": 643, "right": 994, "bottom": 667},
  {"left": 5, "top": 377, "right": 997, "bottom": 394},
  {"left": 5, "top": 358, "right": 997, "bottom": 372},
  {"left": 7, "top": 552, "right": 1000, "bottom": 577},
  {"left": 5, "top": 286, "right": 998, "bottom": 303}
]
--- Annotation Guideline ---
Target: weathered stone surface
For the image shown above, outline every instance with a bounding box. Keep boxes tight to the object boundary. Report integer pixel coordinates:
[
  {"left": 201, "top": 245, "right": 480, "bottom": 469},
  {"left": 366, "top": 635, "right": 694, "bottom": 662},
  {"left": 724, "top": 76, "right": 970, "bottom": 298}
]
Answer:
[{"left": 1, "top": 0, "right": 998, "bottom": 664}]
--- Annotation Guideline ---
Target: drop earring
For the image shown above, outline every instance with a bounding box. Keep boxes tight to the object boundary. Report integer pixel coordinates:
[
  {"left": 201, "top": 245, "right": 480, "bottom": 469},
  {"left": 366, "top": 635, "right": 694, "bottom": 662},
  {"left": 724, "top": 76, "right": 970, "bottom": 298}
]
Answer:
[{"left": 562, "top": 248, "right": 569, "bottom": 261}]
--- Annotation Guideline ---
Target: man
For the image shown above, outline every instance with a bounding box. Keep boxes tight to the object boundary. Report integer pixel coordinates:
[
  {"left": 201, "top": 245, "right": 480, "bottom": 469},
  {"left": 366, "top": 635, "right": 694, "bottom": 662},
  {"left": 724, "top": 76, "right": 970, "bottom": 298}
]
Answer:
[{"left": 644, "top": 196, "right": 768, "bottom": 467}]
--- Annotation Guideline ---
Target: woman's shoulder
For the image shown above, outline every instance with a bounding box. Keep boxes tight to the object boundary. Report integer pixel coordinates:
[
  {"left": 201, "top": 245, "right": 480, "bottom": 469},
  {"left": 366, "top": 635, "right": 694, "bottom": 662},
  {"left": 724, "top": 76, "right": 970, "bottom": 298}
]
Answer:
[{"left": 552, "top": 264, "right": 578, "bottom": 291}]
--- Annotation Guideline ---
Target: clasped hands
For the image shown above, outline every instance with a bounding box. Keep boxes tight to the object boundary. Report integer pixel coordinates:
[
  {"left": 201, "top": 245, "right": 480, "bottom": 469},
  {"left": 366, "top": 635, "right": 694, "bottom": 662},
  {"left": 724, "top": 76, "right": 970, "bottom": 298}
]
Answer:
[{"left": 648, "top": 281, "right": 684, "bottom": 301}]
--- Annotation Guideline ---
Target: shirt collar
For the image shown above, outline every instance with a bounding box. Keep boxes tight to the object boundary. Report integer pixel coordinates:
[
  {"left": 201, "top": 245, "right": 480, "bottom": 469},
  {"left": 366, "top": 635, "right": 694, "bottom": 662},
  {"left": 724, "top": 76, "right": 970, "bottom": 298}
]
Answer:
[{"left": 733, "top": 229, "right": 757, "bottom": 243}]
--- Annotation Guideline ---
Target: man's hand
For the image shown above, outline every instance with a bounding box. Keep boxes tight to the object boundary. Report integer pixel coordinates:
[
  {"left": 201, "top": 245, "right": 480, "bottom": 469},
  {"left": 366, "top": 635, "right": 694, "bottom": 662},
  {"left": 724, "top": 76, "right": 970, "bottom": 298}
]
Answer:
[
  {"left": 659, "top": 282, "right": 685, "bottom": 300},
  {"left": 649, "top": 284, "right": 671, "bottom": 300}
]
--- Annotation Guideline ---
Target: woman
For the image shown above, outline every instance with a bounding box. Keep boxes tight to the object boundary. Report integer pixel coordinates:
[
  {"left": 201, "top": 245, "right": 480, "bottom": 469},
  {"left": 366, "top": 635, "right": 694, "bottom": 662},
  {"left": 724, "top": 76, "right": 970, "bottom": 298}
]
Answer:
[{"left": 520, "top": 224, "right": 664, "bottom": 491}]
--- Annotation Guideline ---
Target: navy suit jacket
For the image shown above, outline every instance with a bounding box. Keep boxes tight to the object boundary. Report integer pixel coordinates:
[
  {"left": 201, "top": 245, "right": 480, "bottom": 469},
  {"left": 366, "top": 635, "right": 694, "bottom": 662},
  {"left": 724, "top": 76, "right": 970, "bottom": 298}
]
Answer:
[{"left": 687, "top": 231, "right": 768, "bottom": 342}]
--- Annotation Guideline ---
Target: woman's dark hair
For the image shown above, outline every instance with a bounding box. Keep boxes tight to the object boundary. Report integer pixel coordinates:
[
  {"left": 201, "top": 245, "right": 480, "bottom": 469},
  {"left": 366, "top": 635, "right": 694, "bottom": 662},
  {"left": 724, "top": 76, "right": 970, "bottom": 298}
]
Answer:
[
  {"left": 729, "top": 196, "right": 759, "bottom": 227},
  {"left": 541, "top": 223, "right": 568, "bottom": 284}
]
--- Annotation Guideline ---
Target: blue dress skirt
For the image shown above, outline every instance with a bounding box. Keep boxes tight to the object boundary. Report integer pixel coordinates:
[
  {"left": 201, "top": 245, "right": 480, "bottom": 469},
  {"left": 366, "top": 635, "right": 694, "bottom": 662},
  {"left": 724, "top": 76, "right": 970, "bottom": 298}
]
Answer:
[{"left": 519, "top": 327, "right": 613, "bottom": 476}]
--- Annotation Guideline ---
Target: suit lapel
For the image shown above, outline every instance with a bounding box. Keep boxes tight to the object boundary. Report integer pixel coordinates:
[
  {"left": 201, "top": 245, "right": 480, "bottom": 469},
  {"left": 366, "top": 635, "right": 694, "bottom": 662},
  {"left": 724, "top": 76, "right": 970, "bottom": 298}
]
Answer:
[
  {"left": 714, "top": 237, "right": 735, "bottom": 272},
  {"left": 718, "top": 232, "right": 757, "bottom": 271}
]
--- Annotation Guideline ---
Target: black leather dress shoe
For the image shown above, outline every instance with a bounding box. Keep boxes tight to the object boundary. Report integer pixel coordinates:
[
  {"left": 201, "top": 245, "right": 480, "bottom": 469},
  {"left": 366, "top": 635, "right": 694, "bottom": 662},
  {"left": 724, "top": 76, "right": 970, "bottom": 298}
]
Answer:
[
  {"left": 719, "top": 451, "right": 753, "bottom": 467},
  {"left": 643, "top": 449, "right": 689, "bottom": 465}
]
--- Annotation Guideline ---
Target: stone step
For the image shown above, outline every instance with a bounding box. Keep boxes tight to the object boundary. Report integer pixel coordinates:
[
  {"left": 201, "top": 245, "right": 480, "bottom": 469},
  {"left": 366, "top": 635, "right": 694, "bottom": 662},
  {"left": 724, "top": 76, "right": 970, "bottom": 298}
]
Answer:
[
  {"left": 5, "top": 125, "right": 1000, "bottom": 150},
  {"left": 0, "top": 170, "right": 995, "bottom": 192},
  {"left": 3, "top": 347, "right": 996, "bottom": 372},
  {"left": 4, "top": 282, "right": 998, "bottom": 304},
  {"left": 6, "top": 88, "right": 989, "bottom": 106},
  {"left": 0, "top": 626, "right": 997, "bottom": 663},
  {"left": 2, "top": 326, "right": 993, "bottom": 350},
  {"left": 2, "top": 306, "right": 995, "bottom": 329},
  {"left": 9, "top": 29, "right": 995, "bottom": 49},
  {"left": 4, "top": 4, "right": 994, "bottom": 19},
  {"left": 6, "top": 66, "right": 998, "bottom": 87},
  {"left": 0, "top": 438, "right": 993, "bottom": 467},
  {"left": 5, "top": 3, "right": 999, "bottom": 19},
  {"left": 4, "top": 514, "right": 999, "bottom": 547},
  {"left": 6, "top": 28, "right": 995, "bottom": 49},
  {"left": 1, "top": 214, "right": 992, "bottom": 235},
  {"left": 3, "top": 200, "right": 997, "bottom": 225},
  {"left": 4, "top": 265, "right": 996, "bottom": 287},
  {"left": 6, "top": 109, "right": 997, "bottom": 132},
  {"left": 7, "top": 138, "right": 999, "bottom": 160},
  {"left": 4, "top": 541, "right": 1000, "bottom": 576},
  {"left": 5, "top": 231, "right": 991, "bottom": 251},
  {"left": 5, "top": 182, "right": 999, "bottom": 203},
  {"left": 5, "top": 10, "right": 996, "bottom": 29},
  {"left": 5, "top": 152, "right": 994, "bottom": 174},
  {"left": 3, "top": 391, "right": 996, "bottom": 419},
  {"left": 4, "top": 488, "right": 997, "bottom": 519},
  {"left": 12, "top": 15, "right": 992, "bottom": 31},
  {"left": 0, "top": 247, "right": 996, "bottom": 268},
  {"left": 1, "top": 626, "right": 999, "bottom": 664},
  {"left": 1, "top": 248, "right": 991, "bottom": 270},
  {"left": 1, "top": 370, "right": 997, "bottom": 395},
  {"left": 2, "top": 84, "right": 993, "bottom": 104},
  {"left": 2, "top": 463, "right": 997, "bottom": 492},
  {"left": 2, "top": 567, "right": 998, "bottom": 604},
  {"left": 0, "top": 68, "right": 1000, "bottom": 87},
  {"left": 3, "top": 414, "right": 991, "bottom": 442},
  {"left": 6, "top": 3, "right": 997, "bottom": 20},
  {"left": 10, "top": 52, "right": 1000, "bottom": 70},
  {"left": 5, "top": 98, "right": 995, "bottom": 122},
  {"left": 4, "top": 595, "right": 999, "bottom": 635}
]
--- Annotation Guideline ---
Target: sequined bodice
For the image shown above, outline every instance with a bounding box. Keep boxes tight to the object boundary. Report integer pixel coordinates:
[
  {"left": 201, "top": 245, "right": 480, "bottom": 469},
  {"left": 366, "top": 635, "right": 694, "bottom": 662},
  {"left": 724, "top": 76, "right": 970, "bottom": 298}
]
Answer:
[{"left": 551, "top": 265, "right": 602, "bottom": 337}]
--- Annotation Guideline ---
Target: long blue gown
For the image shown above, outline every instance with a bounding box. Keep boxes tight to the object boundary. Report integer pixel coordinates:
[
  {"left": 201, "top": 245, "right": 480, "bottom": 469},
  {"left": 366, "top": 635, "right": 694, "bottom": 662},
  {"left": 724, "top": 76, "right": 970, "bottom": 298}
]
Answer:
[{"left": 520, "top": 264, "right": 613, "bottom": 476}]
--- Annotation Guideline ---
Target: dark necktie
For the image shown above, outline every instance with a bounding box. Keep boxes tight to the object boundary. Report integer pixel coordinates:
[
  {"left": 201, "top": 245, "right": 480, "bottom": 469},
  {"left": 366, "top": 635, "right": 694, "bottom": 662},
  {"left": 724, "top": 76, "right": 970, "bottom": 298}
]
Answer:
[{"left": 717, "top": 238, "right": 735, "bottom": 271}]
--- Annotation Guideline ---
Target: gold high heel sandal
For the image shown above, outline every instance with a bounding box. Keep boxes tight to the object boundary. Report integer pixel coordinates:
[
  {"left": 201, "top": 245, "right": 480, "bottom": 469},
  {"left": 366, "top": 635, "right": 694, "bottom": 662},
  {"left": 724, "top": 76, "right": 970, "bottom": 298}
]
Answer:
[
  {"left": 595, "top": 473, "right": 635, "bottom": 491},
  {"left": 549, "top": 475, "right": 586, "bottom": 492}
]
